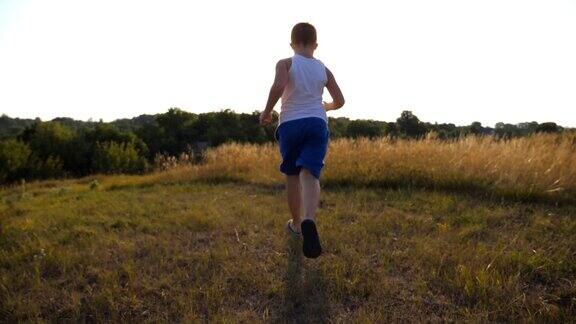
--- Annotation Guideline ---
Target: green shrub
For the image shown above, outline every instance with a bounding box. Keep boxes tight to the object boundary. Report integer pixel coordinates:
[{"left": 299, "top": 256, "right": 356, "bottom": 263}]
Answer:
[
  {"left": 25, "top": 155, "right": 65, "bottom": 179},
  {"left": 92, "top": 141, "right": 147, "bottom": 174},
  {"left": 25, "top": 121, "right": 75, "bottom": 159},
  {"left": 0, "top": 139, "right": 31, "bottom": 182}
]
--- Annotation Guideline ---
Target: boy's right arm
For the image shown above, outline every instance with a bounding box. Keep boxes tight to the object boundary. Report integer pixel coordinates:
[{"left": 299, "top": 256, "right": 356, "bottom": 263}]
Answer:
[
  {"left": 323, "top": 67, "right": 345, "bottom": 111},
  {"left": 260, "top": 59, "right": 290, "bottom": 125}
]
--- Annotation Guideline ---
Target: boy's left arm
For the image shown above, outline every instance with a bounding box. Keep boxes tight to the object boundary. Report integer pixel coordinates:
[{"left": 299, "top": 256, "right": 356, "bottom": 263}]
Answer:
[{"left": 260, "top": 59, "right": 289, "bottom": 125}]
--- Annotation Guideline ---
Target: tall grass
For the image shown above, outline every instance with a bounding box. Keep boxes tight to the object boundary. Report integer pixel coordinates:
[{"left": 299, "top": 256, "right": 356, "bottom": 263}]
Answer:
[{"left": 124, "top": 133, "right": 576, "bottom": 202}]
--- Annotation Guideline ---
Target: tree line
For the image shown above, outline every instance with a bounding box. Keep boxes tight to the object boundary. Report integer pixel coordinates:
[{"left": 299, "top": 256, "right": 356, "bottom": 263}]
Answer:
[{"left": 0, "top": 109, "right": 567, "bottom": 184}]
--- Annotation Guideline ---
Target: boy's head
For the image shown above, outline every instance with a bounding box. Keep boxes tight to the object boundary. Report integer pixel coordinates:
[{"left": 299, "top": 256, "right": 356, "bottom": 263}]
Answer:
[{"left": 290, "top": 22, "right": 318, "bottom": 52}]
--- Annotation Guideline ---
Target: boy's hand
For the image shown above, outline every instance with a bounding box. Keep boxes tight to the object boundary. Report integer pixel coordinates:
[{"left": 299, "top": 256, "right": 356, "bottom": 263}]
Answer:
[
  {"left": 259, "top": 111, "right": 272, "bottom": 126},
  {"left": 323, "top": 101, "right": 335, "bottom": 111}
]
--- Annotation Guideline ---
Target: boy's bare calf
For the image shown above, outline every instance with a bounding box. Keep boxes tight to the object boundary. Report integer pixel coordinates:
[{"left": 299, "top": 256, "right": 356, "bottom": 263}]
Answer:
[
  {"left": 286, "top": 168, "right": 320, "bottom": 233},
  {"left": 286, "top": 175, "right": 302, "bottom": 232}
]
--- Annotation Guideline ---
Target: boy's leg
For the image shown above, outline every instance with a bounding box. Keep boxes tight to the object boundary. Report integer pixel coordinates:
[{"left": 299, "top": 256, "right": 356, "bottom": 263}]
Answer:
[
  {"left": 286, "top": 175, "right": 302, "bottom": 232},
  {"left": 294, "top": 118, "right": 328, "bottom": 258},
  {"left": 299, "top": 167, "right": 322, "bottom": 258},
  {"left": 299, "top": 168, "right": 320, "bottom": 221}
]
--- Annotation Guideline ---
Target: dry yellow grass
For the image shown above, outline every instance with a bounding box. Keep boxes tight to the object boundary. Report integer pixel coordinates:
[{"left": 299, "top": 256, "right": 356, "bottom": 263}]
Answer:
[{"left": 135, "top": 133, "right": 576, "bottom": 203}]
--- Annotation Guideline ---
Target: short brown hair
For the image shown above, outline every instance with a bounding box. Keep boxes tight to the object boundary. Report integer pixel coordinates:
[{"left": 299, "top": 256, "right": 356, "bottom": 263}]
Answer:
[{"left": 291, "top": 22, "right": 317, "bottom": 46}]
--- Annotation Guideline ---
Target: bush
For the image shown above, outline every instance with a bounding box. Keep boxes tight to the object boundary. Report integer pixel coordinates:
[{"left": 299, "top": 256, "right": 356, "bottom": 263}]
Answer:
[
  {"left": 24, "top": 121, "right": 75, "bottom": 159},
  {"left": 25, "top": 155, "right": 65, "bottom": 180},
  {"left": 0, "top": 139, "right": 31, "bottom": 182},
  {"left": 92, "top": 141, "right": 148, "bottom": 174},
  {"left": 347, "top": 120, "right": 385, "bottom": 138}
]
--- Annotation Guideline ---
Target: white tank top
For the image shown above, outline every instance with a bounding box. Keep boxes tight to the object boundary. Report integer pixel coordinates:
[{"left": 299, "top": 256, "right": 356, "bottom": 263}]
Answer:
[{"left": 279, "top": 54, "right": 328, "bottom": 125}]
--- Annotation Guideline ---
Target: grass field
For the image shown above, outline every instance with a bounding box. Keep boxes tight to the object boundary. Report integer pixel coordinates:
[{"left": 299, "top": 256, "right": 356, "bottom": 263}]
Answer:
[
  {"left": 1, "top": 134, "right": 575, "bottom": 322},
  {"left": 1, "top": 177, "right": 575, "bottom": 322}
]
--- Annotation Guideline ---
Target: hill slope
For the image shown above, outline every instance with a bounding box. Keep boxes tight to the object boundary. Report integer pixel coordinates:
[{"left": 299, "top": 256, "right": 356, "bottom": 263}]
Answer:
[{"left": 1, "top": 174, "right": 574, "bottom": 322}]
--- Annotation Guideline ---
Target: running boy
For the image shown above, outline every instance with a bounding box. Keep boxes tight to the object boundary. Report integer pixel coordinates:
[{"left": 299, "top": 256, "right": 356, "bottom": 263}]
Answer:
[{"left": 259, "top": 22, "right": 345, "bottom": 258}]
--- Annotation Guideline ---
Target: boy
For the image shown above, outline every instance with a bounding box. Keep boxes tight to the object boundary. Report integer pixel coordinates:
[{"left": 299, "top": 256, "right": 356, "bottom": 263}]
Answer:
[{"left": 259, "top": 22, "right": 345, "bottom": 258}]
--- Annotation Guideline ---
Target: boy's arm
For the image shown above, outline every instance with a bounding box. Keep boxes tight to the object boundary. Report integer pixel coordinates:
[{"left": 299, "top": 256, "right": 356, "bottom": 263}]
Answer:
[
  {"left": 260, "top": 59, "right": 289, "bottom": 125},
  {"left": 323, "top": 67, "right": 345, "bottom": 111}
]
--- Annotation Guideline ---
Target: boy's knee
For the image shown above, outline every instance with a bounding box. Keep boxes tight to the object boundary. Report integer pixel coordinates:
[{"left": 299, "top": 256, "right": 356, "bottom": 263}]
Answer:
[{"left": 299, "top": 165, "right": 321, "bottom": 180}]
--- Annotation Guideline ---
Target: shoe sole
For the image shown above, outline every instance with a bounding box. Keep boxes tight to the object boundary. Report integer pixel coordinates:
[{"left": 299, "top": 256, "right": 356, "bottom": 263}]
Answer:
[{"left": 301, "top": 219, "right": 322, "bottom": 258}]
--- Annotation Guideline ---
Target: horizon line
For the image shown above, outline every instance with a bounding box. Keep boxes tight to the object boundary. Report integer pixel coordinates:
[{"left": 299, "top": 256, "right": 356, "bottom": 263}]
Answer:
[{"left": 1, "top": 108, "right": 574, "bottom": 129}]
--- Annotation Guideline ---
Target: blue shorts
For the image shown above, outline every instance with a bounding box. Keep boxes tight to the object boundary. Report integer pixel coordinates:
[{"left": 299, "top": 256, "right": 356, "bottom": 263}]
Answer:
[{"left": 275, "top": 117, "right": 330, "bottom": 179}]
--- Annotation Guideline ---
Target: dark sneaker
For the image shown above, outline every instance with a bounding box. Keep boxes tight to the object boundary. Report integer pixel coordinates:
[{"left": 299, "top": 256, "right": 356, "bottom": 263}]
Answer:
[{"left": 301, "top": 219, "right": 322, "bottom": 258}]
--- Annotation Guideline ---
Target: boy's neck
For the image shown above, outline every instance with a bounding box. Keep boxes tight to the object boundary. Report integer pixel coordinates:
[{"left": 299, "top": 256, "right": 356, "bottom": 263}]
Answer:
[{"left": 294, "top": 49, "right": 314, "bottom": 58}]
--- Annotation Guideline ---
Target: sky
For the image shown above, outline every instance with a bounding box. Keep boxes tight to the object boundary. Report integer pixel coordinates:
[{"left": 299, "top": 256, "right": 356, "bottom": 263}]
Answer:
[{"left": 1, "top": 0, "right": 575, "bottom": 127}]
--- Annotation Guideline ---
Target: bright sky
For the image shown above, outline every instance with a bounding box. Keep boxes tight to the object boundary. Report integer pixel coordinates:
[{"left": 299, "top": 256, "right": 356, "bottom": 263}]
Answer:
[{"left": 1, "top": 0, "right": 575, "bottom": 127}]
